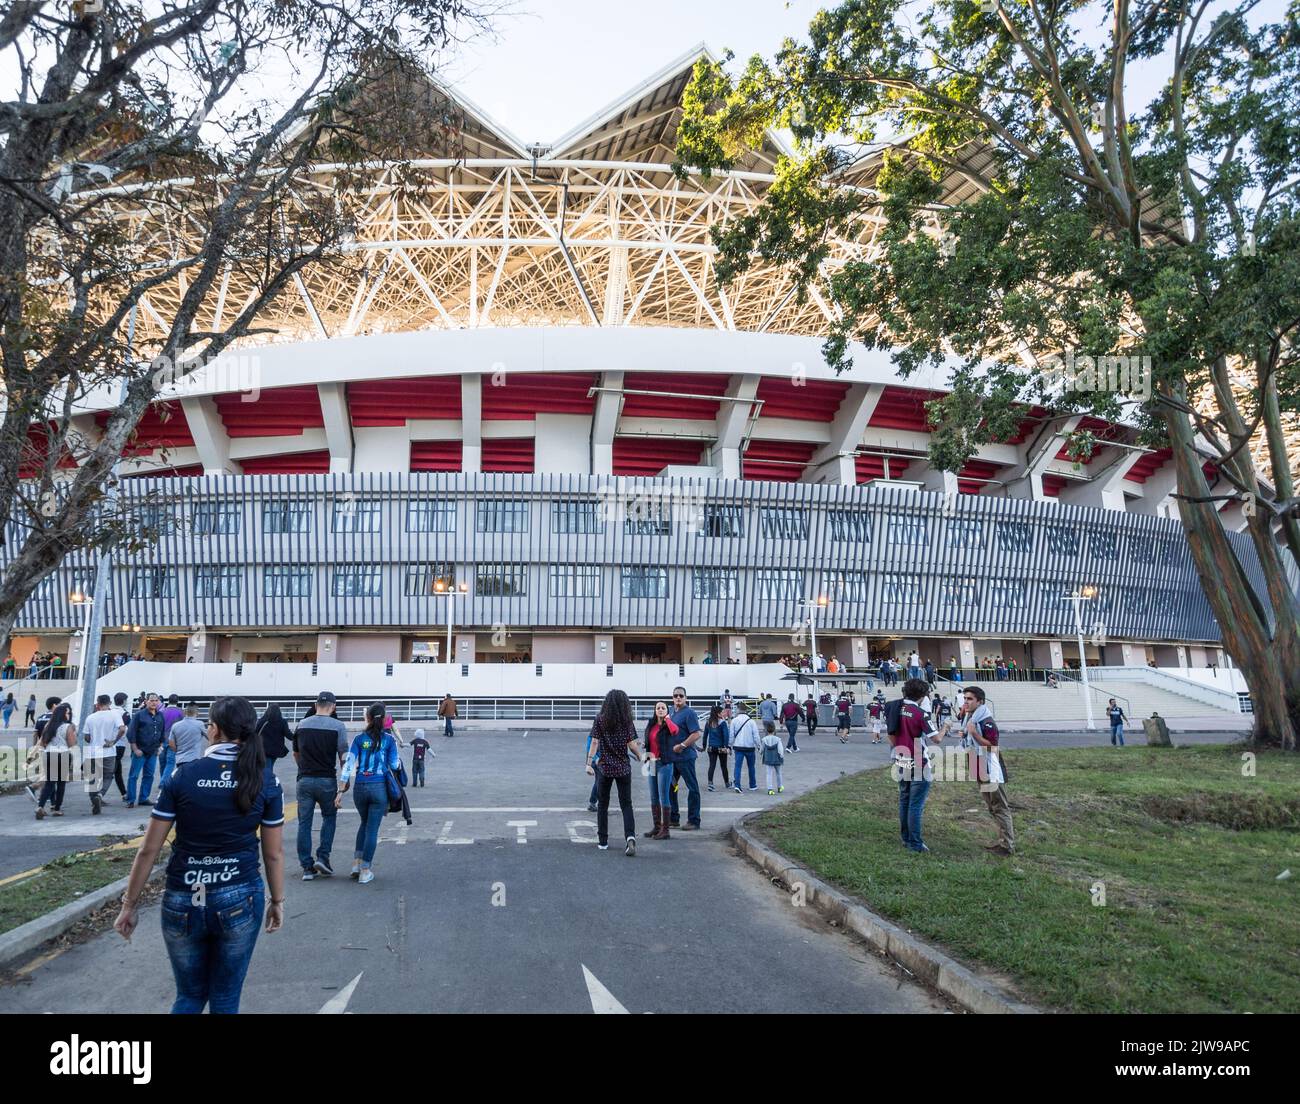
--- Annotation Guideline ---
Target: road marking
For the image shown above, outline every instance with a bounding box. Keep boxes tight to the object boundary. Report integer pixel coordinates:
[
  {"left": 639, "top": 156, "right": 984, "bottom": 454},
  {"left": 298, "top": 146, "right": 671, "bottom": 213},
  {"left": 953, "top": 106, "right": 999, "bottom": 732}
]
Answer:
[
  {"left": 336, "top": 806, "right": 764, "bottom": 814},
  {"left": 581, "top": 965, "right": 630, "bottom": 1014},
  {"left": 318, "top": 972, "right": 363, "bottom": 1014},
  {"left": 566, "top": 820, "right": 597, "bottom": 844},
  {"left": 435, "top": 820, "right": 474, "bottom": 845},
  {"left": 506, "top": 819, "right": 537, "bottom": 844}
]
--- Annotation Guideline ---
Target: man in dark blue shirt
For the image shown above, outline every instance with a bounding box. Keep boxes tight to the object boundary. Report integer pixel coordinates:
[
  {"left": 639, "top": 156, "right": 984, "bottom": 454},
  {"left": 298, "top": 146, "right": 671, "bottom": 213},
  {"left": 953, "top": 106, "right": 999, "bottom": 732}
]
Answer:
[
  {"left": 666, "top": 687, "right": 703, "bottom": 830},
  {"left": 126, "top": 692, "right": 166, "bottom": 807}
]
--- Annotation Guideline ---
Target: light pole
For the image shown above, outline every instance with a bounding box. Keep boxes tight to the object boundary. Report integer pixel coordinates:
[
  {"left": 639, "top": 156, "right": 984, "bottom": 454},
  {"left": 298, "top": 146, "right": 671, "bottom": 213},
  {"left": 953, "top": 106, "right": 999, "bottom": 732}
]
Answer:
[
  {"left": 434, "top": 580, "right": 469, "bottom": 664},
  {"left": 800, "top": 595, "right": 829, "bottom": 695},
  {"left": 1062, "top": 586, "right": 1097, "bottom": 731},
  {"left": 68, "top": 589, "right": 95, "bottom": 726}
]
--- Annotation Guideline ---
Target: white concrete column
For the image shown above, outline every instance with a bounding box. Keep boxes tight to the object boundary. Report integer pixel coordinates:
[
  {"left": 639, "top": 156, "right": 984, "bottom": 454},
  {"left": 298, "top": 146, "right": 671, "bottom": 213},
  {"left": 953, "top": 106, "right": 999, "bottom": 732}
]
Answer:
[
  {"left": 1059, "top": 448, "right": 1144, "bottom": 512},
  {"left": 461, "top": 376, "right": 482, "bottom": 474},
  {"left": 1128, "top": 458, "right": 1179, "bottom": 517},
  {"left": 590, "top": 371, "right": 623, "bottom": 476},
  {"left": 712, "top": 374, "right": 760, "bottom": 480},
  {"left": 1048, "top": 640, "right": 1065, "bottom": 668},
  {"left": 454, "top": 633, "right": 475, "bottom": 664},
  {"left": 958, "top": 639, "right": 976, "bottom": 669},
  {"left": 593, "top": 633, "right": 614, "bottom": 663},
  {"left": 723, "top": 634, "right": 747, "bottom": 664},
  {"left": 802, "top": 383, "right": 884, "bottom": 485},
  {"left": 536, "top": 413, "right": 592, "bottom": 474},
  {"left": 920, "top": 469, "right": 959, "bottom": 496},
  {"left": 317, "top": 383, "right": 354, "bottom": 474},
  {"left": 1004, "top": 416, "right": 1081, "bottom": 501},
  {"left": 181, "top": 396, "right": 239, "bottom": 475}
]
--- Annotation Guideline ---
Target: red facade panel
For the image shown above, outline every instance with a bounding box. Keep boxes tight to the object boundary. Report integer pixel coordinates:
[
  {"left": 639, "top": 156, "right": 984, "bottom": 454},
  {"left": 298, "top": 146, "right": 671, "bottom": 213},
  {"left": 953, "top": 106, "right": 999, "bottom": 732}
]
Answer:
[{"left": 215, "top": 385, "right": 324, "bottom": 439}]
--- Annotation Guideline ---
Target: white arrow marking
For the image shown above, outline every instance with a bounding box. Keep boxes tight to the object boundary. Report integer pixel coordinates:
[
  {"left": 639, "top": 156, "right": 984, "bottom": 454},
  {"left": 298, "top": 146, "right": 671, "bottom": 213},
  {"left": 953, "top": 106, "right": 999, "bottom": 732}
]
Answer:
[
  {"left": 318, "top": 972, "right": 363, "bottom": 1014},
  {"left": 435, "top": 820, "right": 474, "bottom": 844},
  {"left": 582, "top": 965, "right": 630, "bottom": 1014},
  {"left": 506, "top": 819, "right": 537, "bottom": 844},
  {"left": 566, "top": 819, "right": 598, "bottom": 844}
]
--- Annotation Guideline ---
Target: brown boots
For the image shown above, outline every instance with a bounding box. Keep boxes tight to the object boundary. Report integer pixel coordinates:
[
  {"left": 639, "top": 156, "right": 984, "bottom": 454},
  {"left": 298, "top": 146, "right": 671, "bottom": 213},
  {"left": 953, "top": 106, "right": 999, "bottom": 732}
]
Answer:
[
  {"left": 642, "top": 805, "right": 671, "bottom": 839},
  {"left": 644, "top": 805, "right": 661, "bottom": 838}
]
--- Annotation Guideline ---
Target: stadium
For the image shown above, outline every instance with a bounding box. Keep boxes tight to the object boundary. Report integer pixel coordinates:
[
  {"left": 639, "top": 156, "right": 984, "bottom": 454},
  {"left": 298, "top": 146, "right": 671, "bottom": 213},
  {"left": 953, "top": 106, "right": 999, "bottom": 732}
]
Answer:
[{"left": 3, "top": 46, "right": 1272, "bottom": 718}]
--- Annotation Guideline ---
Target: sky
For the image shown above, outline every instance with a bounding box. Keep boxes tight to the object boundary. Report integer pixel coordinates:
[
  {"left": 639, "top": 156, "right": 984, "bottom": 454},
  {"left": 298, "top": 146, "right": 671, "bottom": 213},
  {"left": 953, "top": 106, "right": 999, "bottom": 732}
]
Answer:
[{"left": 433, "top": 0, "right": 820, "bottom": 146}]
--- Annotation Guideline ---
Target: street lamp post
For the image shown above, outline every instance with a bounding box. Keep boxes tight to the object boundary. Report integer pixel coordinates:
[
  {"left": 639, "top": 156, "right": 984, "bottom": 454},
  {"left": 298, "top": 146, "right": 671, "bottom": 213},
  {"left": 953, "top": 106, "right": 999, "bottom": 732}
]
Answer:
[
  {"left": 800, "top": 595, "right": 829, "bottom": 696},
  {"left": 1062, "top": 587, "right": 1097, "bottom": 731},
  {"left": 434, "top": 580, "right": 469, "bottom": 664}
]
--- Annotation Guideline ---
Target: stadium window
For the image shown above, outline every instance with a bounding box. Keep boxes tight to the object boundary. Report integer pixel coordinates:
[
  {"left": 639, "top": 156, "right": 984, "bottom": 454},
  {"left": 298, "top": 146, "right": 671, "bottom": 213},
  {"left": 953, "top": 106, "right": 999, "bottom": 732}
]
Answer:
[
  {"left": 1124, "top": 587, "right": 1151, "bottom": 617},
  {"left": 881, "top": 574, "right": 923, "bottom": 605},
  {"left": 827, "top": 511, "right": 872, "bottom": 543},
  {"left": 989, "top": 579, "right": 1027, "bottom": 609},
  {"left": 940, "top": 577, "right": 980, "bottom": 605},
  {"left": 760, "top": 508, "right": 809, "bottom": 540},
  {"left": 331, "top": 565, "right": 382, "bottom": 597},
  {"left": 623, "top": 499, "right": 672, "bottom": 536},
  {"left": 1045, "top": 525, "right": 1081, "bottom": 556},
  {"left": 549, "top": 565, "right": 601, "bottom": 598},
  {"left": 1089, "top": 531, "right": 1120, "bottom": 561},
  {"left": 946, "top": 518, "right": 985, "bottom": 550},
  {"left": 754, "top": 569, "right": 804, "bottom": 602},
  {"left": 692, "top": 567, "right": 738, "bottom": 599},
  {"left": 621, "top": 567, "right": 669, "bottom": 599},
  {"left": 475, "top": 563, "right": 527, "bottom": 597},
  {"left": 128, "top": 567, "right": 177, "bottom": 600},
  {"left": 331, "top": 498, "right": 382, "bottom": 534},
  {"left": 1127, "top": 533, "right": 1157, "bottom": 564},
  {"left": 552, "top": 501, "right": 604, "bottom": 534},
  {"left": 890, "top": 516, "right": 929, "bottom": 546},
  {"left": 406, "top": 500, "right": 456, "bottom": 533},
  {"left": 994, "top": 520, "right": 1033, "bottom": 553},
  {"left": 192, "top": 501, "right": 242, "bottom": 536},
  {"left": 823, "top": 570, "right": 869, "bottom": 602},
  {"left": 476, "top": 500, "right": 530, "bottom": 534},
  {"left": 700, "top": 504, "right": 745, "bottom": 538},
  {"left": 194, "top": 566, "right": 241, "bottom": 599},
  {"left": 263, "top": 501, "right": 312, "bottom": 535},
  {"left": 403, "top": 563, "right": 456, "bottom": 597},
  {"left": 263, "top": 565, "right": 312, "bottom": 598}
]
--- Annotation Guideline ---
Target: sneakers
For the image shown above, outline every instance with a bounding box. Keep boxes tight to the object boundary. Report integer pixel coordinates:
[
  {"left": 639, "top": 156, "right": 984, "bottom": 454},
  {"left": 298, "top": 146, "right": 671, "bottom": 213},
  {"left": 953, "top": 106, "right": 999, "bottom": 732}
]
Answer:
[
  {"left": 597, "top": 843, "right": 609, "bottom": 851},
  {"left": 349, "top": 862, "right": 362, "bottom": 880},
  {"left": 767, "top": 789, "right": 776, "bottom": 795},
  {"left": 707, "top": 783, "right": 715, "bottom": 792},
  {"left": 777, "top": 786, "right": 784, "bottom": 794},
  {"left": 91, "top": 794, "right": 102, "bottom": 815},
  {"left": 681, "top": 823, "right": 699, "bottom": 831},
  {"left": 138, "top": 799, "right": 153, "bottom": 807},
  {"left": 302, "top": 870, "right": 317, "bottom": 881},
  {"left": 358, "top": 869, "right": 375, "bottom": 884},
  {"left": 732, "top": 785, "right": 742, "bottom": 794},
  {"left": 586, "top": 802, "right": 597, "bottom": 813},
  {"left": 749, "top": 786, "right": 759, "bottom": 792},
  {"left": 625, "top": 836, "right": 636, "bottom": 857},
  {"left": 909, "top": 844, "right": 931, "bottom": 853},
  {"left": 35, "top": 807, "right": 45, "bottom": 819},
  {"left": 124, "top": 802, "right": 136, "bottom": 809},
  {"left": 313, "top": 858, "right": 334, "bottom": 877},
  {"left": 51, "top": 809, "right": 63, "bottom": 816}
]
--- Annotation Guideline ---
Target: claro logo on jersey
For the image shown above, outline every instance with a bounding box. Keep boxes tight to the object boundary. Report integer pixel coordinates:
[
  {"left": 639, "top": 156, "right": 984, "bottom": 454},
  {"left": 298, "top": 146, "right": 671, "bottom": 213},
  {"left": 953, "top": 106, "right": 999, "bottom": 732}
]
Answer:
[
  {"left": 196, "top": 768, "right": 235, "bottom": 789},
  {"left": 49, "top": 1036, "right": 151, "bottom": 1084}
]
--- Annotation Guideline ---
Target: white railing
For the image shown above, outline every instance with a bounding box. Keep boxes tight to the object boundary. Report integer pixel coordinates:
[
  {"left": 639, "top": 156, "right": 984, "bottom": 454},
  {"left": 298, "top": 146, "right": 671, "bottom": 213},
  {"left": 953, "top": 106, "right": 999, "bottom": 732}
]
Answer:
[{"left": 1086, "top": 666, "right": 1242, "bottom": 713}]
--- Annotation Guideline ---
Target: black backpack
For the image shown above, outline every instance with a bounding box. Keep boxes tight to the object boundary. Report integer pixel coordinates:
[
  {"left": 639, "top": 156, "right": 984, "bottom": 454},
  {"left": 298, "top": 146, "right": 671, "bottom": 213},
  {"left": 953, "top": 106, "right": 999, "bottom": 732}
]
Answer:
[{"left": 884, "top": 698, "right": 905, "bottom": 737}]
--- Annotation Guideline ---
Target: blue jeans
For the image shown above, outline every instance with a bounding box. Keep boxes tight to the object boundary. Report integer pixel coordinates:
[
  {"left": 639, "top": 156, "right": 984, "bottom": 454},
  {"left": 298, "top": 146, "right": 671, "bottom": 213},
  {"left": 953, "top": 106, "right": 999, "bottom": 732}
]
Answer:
[
  {"left": 352, "top": 779, "right": 389, "bottom": 864},
  {"left": 161, "top": 879, "right": 264, "bottom": 1014},
  {"left": 412, "top": 759, "right": 426, "bottom": 786},
  {"left": 297, "top": 776, "right": 338, "bottom": 872},
  {"left": 647, "top": 762, "right": 674, "bottom": 807},
  {"left": 126, "top": 748, "right": 158, "bottom": 803},
  {"left": 733, "top": 747, "right": 757, "bottom": 789},
  {"left": 668, "top": 758, "right": 700, "bottom": 826},
  {"left": 444, "top": 717, "right": 454, "bottom": 737},
  {"left": 159, "top": 745, "right": 174, "bottom": 784},
  {"left": 1110, "top": 724, "right": 1125, "bottom": 746},
  {"left": 898, "top": 779, "right": 931, "bottom": 850},
  {"left": 784, "top": 718, "right": 799, "bottom": 750}
]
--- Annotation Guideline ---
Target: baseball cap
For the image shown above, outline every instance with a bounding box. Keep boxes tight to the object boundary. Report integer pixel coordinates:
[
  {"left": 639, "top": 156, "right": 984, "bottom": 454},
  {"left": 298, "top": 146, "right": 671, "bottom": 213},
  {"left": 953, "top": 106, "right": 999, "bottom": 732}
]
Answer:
[{"left": 316, "top": 690, "right": 337, "bottom": 704}]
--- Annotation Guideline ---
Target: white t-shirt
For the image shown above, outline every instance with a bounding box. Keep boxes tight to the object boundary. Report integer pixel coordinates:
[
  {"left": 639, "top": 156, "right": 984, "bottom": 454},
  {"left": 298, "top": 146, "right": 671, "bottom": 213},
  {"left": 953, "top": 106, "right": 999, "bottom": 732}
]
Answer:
[{"left": 82, "top": 709, "right": 122, "bottom": 759}]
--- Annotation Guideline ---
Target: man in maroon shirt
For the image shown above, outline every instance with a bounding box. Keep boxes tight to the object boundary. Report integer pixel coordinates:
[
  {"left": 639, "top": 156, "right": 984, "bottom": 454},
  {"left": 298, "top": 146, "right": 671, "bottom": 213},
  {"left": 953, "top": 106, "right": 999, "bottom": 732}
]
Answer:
[{"left": 890, "top": 678, "right": 941, "bottom": 853}]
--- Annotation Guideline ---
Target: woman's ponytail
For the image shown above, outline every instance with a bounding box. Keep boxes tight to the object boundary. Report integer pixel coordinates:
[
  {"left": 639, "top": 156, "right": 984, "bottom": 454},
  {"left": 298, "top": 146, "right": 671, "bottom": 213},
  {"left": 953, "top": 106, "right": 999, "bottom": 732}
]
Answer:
[{"left": 210, "top": 696, "right": 265, "bottom": 814}]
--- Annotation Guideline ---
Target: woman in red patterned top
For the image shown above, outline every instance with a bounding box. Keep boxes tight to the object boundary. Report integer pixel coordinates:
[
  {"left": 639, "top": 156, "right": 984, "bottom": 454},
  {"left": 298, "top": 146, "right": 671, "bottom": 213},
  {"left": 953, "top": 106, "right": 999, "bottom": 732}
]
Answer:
[
  {"left": 585, "top": 690, "right": 644, "bottom": 856},
  {"left": 643, "top": 701, "right": 679, "bottom": 841}
]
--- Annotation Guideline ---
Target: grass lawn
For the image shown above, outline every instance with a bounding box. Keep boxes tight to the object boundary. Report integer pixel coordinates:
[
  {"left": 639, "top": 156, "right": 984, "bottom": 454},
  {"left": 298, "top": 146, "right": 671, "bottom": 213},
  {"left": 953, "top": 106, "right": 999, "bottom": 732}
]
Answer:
[
  {"left": 751, "top": 743, "right": 1299, "bottom": 1013},
  {"left": 0, "top": 840, "right": 161, "bottom": 934}
]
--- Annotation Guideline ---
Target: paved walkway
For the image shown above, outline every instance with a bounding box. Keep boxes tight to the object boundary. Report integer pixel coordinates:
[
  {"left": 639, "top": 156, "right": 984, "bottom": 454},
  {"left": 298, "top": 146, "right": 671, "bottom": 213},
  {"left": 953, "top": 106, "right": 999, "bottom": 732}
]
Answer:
[{"left": 0, "top": 726, "right": 1239, "bottom": 1013}]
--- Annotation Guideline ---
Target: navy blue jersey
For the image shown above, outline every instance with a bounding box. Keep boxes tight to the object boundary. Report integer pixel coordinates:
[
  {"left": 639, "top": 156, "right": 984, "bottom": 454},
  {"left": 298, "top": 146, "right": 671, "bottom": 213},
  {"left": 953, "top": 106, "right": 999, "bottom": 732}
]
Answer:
[{"left": 152, "top": 744, "right": 284, "bottom": 893}]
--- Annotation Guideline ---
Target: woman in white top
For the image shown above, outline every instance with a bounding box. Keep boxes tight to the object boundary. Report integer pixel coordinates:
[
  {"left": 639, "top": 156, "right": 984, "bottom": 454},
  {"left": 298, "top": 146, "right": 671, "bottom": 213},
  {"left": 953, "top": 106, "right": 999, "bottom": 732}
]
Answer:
[{"left": 34, "top": 702, "right": 77, "bottom": 819}]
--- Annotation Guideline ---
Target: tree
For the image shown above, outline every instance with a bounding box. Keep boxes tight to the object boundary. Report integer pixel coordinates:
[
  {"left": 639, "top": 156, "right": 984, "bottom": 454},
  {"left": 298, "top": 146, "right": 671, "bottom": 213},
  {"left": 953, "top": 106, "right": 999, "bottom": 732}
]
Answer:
[
  {"left": 674, "top": 0, "right": 1300, "bottom": 749},
  {"left": 0, "top": 0, "right": 491, "bottom": 653}
]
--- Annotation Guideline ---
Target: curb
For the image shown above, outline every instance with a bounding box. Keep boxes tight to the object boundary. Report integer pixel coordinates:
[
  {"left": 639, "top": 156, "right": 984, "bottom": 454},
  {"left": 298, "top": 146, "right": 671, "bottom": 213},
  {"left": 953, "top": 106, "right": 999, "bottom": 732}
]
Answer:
[
  {"left": 730, "top": 816, "right": 1039, "bottom": 1015},
  {"left": 0, "top": 864, "right": 163, "bottom": 970}
]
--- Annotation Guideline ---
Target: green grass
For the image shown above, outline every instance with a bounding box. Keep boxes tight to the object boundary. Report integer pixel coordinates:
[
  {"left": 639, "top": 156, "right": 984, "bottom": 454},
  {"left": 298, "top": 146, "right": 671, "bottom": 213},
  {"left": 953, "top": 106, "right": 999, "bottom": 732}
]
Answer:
[
  {"left": 751, "top": 744, "right": 1300, "bottom": 1013},
  {"left": 0, "top": 842, "right": 163, "bottom": 935}
]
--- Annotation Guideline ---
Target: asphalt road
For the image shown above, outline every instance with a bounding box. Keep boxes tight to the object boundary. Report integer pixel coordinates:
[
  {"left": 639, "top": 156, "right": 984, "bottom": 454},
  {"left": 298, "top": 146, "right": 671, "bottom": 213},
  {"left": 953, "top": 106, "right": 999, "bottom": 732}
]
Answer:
[{"left": 0, "top": 725, "right": 1239, "bottom": 1014}]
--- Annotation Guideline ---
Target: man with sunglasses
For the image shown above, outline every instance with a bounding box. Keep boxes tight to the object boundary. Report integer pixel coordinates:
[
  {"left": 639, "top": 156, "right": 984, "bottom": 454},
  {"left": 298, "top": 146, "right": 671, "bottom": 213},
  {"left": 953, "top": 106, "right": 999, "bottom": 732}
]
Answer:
[{"left": 665, "top": 687, "right": 703, "bottom": 831}]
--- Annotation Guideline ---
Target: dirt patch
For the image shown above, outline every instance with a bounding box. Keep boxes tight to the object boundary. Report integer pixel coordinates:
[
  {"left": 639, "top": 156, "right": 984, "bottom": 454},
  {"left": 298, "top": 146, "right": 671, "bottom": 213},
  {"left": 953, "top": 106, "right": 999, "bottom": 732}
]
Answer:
[{"left": 1142, "top": 792, "right": 1300, "bottom": 831}]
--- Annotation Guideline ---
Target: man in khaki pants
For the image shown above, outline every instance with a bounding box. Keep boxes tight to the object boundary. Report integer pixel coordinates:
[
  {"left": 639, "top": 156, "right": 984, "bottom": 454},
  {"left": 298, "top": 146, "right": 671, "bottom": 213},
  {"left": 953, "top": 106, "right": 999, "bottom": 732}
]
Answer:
[
  {"left": 438, "top": 694, "right": 458, "bottom": 738},
  {"left": 960, "top": 686, "right": 1015, "bottom": 856}
]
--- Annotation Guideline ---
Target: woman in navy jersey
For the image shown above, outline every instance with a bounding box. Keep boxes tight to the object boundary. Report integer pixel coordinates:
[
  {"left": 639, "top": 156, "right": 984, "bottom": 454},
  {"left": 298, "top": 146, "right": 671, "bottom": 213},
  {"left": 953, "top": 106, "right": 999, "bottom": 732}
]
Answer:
[
  {"left": 337, "top": 701, "right": 402, "bottom": 882},
  {"left": 114, "top": 696, "right": 285, "bottom": 1014}
]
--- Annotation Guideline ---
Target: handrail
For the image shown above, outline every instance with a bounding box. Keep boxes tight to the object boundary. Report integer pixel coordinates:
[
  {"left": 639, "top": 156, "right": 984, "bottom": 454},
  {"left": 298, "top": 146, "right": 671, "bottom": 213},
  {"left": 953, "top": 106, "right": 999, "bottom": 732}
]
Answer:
[{"left": 1050, "top": 668, "right": 1130, "bottom": 713}]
